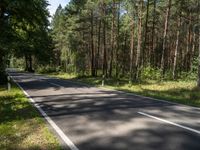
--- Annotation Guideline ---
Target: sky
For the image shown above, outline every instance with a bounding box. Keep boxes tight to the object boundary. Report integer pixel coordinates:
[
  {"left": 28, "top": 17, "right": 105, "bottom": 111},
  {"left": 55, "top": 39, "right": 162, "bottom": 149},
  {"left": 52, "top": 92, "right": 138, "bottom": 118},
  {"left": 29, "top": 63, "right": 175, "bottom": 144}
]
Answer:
[{"left": 48, "top": 0, "right": 70, "bottom": 18}]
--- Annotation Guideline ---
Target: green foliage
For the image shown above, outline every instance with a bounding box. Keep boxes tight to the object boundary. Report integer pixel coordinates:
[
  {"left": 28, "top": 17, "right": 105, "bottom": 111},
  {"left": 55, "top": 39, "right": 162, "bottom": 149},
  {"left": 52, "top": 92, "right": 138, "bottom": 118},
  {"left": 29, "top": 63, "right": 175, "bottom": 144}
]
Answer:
[
  {"left": 179, "top": 71, "right": 197, "bottom": 81},
  {"left": 36, "top": 65, "right": 58, "bottom": 74},
  {"left": 46, "top": 72, "right": 200, "bottom": 107},
  {"left": 141, "top": 66, "right": 161, "bottom": 80},
  {"left": 9, "top": 58, "right": 25, "bottom": 70},
  {"left": 176, "top": 58, "right": 199, "bottom": 81},
  {"left": 44, "top": 72, "right": 77, "bottom": 79},
  {"left": 191, "top": 57, "right": 199, "bottom": 74},
  {"left": 0, "top": 0, "right": 51, "bottom": 80}
]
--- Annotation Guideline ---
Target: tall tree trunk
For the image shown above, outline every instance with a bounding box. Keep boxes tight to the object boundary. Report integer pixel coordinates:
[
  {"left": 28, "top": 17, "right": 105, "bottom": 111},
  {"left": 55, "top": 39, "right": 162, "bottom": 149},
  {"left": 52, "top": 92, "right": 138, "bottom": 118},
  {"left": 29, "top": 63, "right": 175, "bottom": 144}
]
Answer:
[
  {"left": 191, "top": 32, "right": 196, "bottom": 70},
  {"left": 102, "top": 2, "right": 107, "bottom": 77},
  {"left": 115, "top": 1, "right": 120, "bottom": 78},
  {"left": 143, "top": 0, "right": 150, "bottom": 65},
  {"left": 129, "top": 16, "right": 135, "bottom": 83},
  {"left": 151, "top": 0, "right": 157, "bottom": 67},
  {"left": 161, "top": 0, "right": 171, "bottom": 78},
  {"left": 185, "top": 14, "right": 192, "bottom": 71},
  {"left": 173, "top": 16, "right": 181, "bottom": 80},
  {"left": 90, "top": 10, "right": 95, "bottom": 76},
  {"left": 109, "top": 0, "right": 116, "bottom": 77},
  {"left": 29, "top": 55, "right": 33, "bottom": 72},
  {"left": 197, "top": 15, "right": 200, "bottom": 87},
  {"left": 135, "top": 0, "right": 143, "bottom": 80},
  {"left": 96, "top": 19, "right": 101, "bottom": 76},
  {"left": 0, "top": 49, "right": 6, "bottom": 84},
  {"left": 0, "top": 5, "right": 7, "bottom": 84},
  {"left": 25, "top": 54, "right": 29, "bottom": 71},
  {"left": 122, "top": 31, "right": 128, "bottom": 75}
]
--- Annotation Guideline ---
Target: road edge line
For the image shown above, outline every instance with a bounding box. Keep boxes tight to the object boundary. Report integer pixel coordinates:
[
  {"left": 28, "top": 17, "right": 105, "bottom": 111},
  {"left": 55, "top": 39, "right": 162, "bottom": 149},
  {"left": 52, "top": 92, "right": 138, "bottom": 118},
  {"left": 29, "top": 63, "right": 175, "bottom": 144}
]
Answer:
[
  {"left": 138, "top": 111, "right": 200, "bottom": 135},
  {"left": 9, "top": 74, "right": 79, "bottom": 150},
  {"left": 58, "top": 78, "right": 200, "bottom": 110},
  {"left": 17, "top": 72, "right": 200, "bottom": 110}
]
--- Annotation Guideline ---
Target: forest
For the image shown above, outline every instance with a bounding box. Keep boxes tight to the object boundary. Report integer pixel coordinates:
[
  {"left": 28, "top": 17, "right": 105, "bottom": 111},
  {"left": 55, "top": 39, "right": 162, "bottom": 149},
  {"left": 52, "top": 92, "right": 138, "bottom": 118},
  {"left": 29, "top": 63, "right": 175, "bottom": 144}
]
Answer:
[
  {"left": 0, "top": 0, "right": 51, "bottom": 83},
  {"left": 1, "top": 1, "right": 200, "bottom": 149},
  {"left": 0, "top": 0, "right": 200, "bottom": 86}
]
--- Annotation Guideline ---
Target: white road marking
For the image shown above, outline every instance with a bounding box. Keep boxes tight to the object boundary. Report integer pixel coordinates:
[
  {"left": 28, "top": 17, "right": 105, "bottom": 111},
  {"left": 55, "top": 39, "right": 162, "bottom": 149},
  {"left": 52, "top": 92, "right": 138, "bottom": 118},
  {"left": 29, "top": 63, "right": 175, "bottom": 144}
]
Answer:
[
  {"left": 49, "top": 82, "right": 62, "bottom": 87},
  {"left": 36, "top": 76, "right": 62, "bottom": 87},
  {"left": 8, "top": 72, "right": 200, "bottom": 148},
  {"left": 23, "top": 71, "right": 200, "bottom": 111},
  {"left": 32, "top": 75, "right": 62, "bottom": 87},
  {"left": 9, "top": 75, "right": 79, "bottom": 150},
  {"left": 138, "top": 111, "right": 200, "bottom": 135}
]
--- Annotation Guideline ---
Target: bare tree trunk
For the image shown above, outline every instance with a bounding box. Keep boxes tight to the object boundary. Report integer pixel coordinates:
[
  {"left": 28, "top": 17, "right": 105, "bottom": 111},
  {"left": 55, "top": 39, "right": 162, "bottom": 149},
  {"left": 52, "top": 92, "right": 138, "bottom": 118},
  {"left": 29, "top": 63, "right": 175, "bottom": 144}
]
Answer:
[
  {"left": 102, "top": 2, "right": 107, "bottom": 77},
  {"left": 135, "top": 0, "right": 143, "bottom": 80},
  {"left": 0, "top": 5, "right": 7, "bottom": 83},
  {"left": 90, "top": 10, "right": 95, "bottom": 76},
  {"left": 25, "top": 54, "right": 29, "bottom": 71},
  {"left": 0, "top": 49, "right": 6, "bottom": 84},
  {"left": 129, "top": 16, "right": 135, "bottom": 83},
  {"left": 96, "top": 19, "right": 101, "bottom": 76},
  {"left": 143, "top": 0, "right": 150, "bottom": 65},
  {"left": 197, "top": 34, "right": 200, "bottom": 87},
  {"left": 161, "top": 0, "right": 171, "bottom": 78},
  {"left": 29, "top": 55, "right": 33, "bottom": 72},
  {"left": 109, "top": 0, "right": 116, "bottom": 77},
  {"left": 197, "top": 15, "right": 200, "bottom": 87},
  {"left": 122, "top": 31, "right": 128, "bottom": 75},
  {"left": 191, "top": 32, "right": 196, "bottom": 70},
  {"left": 173, "top": 16, "right": 181, "bottom": 80},
  {"left": 115, "top": 1, "right": 120, "bottom": 78},
  {"left": 151, "top": 0, "right": 157, "bottom": 67},
  {"left": 185, "top": 14, "right": 192, "bottom": 71}
]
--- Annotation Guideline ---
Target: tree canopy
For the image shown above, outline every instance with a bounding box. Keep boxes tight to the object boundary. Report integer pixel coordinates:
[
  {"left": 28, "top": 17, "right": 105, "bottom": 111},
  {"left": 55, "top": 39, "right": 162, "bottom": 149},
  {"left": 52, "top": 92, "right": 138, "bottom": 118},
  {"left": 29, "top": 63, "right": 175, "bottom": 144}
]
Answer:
[
  {"left": 0, "top": 0, "right": 50, "bottom": 83},
  {"left": 50, "top": 0, "right": 200, "bottom": 85},
  {"left": 1, "top": 0, "right": 200, "bottom": 87}
]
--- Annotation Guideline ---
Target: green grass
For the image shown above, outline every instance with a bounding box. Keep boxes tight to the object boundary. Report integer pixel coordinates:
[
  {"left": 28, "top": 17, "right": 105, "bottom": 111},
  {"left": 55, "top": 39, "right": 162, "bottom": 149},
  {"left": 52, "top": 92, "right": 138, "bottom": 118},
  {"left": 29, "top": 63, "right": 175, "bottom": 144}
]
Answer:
[
  {"left": 47, "top": 72, "right": 77, "bottom": 79},
  {"left": 0, "top": 83, "right": 61, "bottom": 150},
  {"left": 45, "top": 72, "right": 200, "bottom": 107}
]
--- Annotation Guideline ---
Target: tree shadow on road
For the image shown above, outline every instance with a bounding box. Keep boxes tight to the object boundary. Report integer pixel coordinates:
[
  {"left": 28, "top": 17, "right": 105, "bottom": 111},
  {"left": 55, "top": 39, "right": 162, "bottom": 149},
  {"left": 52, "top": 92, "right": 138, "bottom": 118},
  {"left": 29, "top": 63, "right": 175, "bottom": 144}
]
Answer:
[{"left": 9, "top": 72, "right": 200, "bottom": 150}]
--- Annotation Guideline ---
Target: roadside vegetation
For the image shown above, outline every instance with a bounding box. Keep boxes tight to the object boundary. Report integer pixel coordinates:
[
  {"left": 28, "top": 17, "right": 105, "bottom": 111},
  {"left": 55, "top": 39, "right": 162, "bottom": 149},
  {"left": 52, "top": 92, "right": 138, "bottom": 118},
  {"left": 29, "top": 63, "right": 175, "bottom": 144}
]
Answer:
[
  {"left": 1, "top": 1, "right": 200, "bottom": 147},
  {"left": 44, "top": 71, "right": 200, "bottom": 107},
  {"left": 0, "top": 83, "right": 61, "bottom": 150},
  {"left": 34, "top": 0, "right": 200, "bottom": 108}
]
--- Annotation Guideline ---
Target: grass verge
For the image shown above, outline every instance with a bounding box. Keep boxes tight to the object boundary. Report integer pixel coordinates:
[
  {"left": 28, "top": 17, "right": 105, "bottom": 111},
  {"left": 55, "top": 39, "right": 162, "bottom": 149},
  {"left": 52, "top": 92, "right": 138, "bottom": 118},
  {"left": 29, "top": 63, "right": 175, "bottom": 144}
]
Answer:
[
  {"left": 46, "top": 72, "right": 200, "bottom": 107},
  {"left": 0, "top": 83, "right": 61, "bottom": 150}
]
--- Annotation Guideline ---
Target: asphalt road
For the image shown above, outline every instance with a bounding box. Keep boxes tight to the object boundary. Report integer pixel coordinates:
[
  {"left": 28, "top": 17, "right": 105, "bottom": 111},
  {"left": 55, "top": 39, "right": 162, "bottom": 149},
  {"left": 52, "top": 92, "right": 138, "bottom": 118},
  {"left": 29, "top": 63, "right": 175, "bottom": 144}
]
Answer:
[{"left": 9, "top": 71, "right": 200, "bottom": 150}]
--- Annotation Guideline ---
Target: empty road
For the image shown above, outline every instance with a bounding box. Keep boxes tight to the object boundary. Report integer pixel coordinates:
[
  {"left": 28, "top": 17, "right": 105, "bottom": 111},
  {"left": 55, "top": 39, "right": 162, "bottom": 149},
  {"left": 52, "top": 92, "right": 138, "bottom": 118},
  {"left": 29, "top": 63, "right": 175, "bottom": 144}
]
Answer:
[{"left": 9, "top": 71, "right": 200, "bottom": 150}]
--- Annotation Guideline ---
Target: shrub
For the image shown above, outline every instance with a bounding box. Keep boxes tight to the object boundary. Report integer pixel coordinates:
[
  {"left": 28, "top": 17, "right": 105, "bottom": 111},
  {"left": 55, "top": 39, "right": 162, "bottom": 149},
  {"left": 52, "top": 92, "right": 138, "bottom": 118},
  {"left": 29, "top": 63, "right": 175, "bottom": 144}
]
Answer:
[
  {"left": 36, "top": 65, "right": 57, "bottom": 73},
  {"left": 141, "top": 66, "right": 161, "bottom": 80}
]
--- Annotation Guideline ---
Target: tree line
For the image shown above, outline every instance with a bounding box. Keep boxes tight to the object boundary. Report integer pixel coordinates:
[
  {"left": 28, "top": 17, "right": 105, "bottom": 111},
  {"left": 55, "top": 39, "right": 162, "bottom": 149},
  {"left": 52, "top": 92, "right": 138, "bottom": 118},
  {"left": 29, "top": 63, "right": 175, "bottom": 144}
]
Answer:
[
  {"left": 0, "top": 0, "right": 200, "bottom": 87},
  {"left": 0, "top": 0, "right": 51, "bottom": 83},
  {"left": 51, "top": 0, "right": 200, "bottom": 85}
]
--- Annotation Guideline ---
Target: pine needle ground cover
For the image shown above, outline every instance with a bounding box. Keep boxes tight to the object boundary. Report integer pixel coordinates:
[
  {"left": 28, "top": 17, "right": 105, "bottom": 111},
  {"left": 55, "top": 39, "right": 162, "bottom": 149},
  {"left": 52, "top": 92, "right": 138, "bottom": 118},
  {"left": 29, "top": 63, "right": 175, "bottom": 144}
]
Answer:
[
  {"left": 0, "top": 83, "right": 61, "bottom": 150},
  {"left": 47, "top": 72, "right": 200, "bottom": 107}
]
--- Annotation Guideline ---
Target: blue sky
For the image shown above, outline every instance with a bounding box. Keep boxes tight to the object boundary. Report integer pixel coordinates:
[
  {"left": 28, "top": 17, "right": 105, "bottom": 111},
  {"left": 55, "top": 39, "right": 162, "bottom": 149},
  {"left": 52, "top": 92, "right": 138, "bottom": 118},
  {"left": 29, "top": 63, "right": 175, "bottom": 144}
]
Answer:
[{"left": 48, "top": 0, "right": 70, "bottom": 17}]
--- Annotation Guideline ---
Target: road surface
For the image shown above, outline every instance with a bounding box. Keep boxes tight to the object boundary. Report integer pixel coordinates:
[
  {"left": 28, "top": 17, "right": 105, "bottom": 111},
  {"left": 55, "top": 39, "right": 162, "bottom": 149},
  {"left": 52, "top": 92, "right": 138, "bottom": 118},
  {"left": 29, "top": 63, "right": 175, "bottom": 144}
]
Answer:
[{"left": 9, "top": 71, "right": 200, "bottom": 150}]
